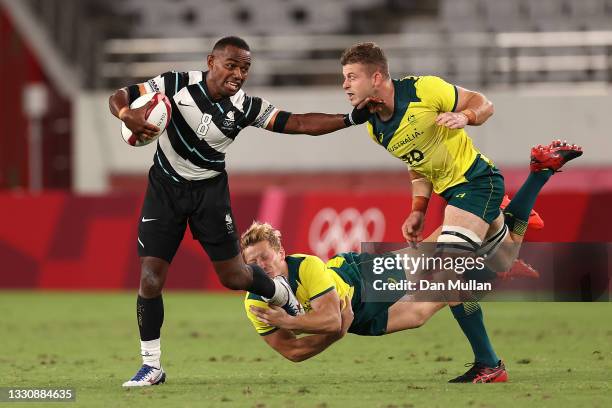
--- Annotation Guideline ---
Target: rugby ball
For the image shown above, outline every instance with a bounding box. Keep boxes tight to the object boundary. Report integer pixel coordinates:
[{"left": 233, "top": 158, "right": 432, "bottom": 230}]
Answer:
[{"left": 120, "top": 92, "right": 171, "bottom": 146}]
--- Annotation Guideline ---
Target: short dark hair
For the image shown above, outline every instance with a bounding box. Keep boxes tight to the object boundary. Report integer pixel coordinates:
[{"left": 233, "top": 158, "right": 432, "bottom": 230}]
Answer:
[
  {"left": 213, "top": 36, "right": 250, "bottom": 52},
  {"left": 340, "top": 42, "right": 389, "bottom": 78}
]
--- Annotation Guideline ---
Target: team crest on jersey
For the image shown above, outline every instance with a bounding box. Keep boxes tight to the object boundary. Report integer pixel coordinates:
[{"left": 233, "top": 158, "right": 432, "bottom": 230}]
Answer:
[{"left": 222, "top": 111, "right": 235, "bottom": 130}]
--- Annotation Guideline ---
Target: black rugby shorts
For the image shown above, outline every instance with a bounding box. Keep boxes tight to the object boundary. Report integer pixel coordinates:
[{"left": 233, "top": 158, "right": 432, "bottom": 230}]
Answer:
[{"left": 137, "top": 166, "right": 240, "bottom": 263}]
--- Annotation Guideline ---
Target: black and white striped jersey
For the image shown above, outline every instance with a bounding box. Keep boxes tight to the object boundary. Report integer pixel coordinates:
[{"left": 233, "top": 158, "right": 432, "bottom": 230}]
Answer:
[{"left": 128, "top": 70, "right": 278, "bottom": 181}]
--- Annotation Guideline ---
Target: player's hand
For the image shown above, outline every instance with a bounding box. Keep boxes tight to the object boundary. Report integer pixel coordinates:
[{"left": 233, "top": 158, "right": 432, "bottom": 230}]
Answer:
[
  {"left": 250, "top": 305, "right": 293, "bottom": 329},
  {"left": 402, "top": 211, "right": 425, "bottom": 245},
  {"left": 435, "top": 112, "right": 469, "bottom": 129},
  {"left": 120, "top": 101, "right": 161, "bottom": 141},
  {"left": 360, "top": 96, "right": 385, "bottom": 113},
  {"left": 346, "top": 97, "right": 384, "bottom": 125}
]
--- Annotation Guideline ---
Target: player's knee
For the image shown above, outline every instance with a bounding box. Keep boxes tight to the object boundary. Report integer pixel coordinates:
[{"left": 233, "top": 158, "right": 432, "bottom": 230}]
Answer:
[{"left": 140, "top": 267, "right": 164, "bottom": 296}]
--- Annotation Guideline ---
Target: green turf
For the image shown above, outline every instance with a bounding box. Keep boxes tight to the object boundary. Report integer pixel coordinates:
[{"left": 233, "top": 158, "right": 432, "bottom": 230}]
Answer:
[{"left": 0, "top": 292, "right": 610, "bottom": 408}]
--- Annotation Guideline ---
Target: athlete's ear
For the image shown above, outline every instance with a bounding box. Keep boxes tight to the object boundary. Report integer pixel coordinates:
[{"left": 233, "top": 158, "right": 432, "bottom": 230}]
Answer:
[
  {"left": 371, "top": 71, "right": 382, "bottom": 87},
  {"left": 279, "top": 247, "right": 286, "bottom": 259},
  {"left": 206, "top": 54, "right": 215, "bottom": 70}
]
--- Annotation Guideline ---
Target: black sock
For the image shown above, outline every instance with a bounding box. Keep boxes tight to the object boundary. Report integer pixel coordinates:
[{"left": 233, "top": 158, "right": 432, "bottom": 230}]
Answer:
[
  {"left": 137, "top": 295, "right": 164, "bottom": 341},
  {"left": 246, "top": 264, "right": 275, "bottom": 298}
]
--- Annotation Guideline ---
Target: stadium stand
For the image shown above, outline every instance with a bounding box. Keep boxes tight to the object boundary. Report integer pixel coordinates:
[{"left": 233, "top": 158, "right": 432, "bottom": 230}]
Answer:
[
  {"left": 2, "top": 0, "right": 612, "bottom": 192},
  {"left": 8, "top": 0, "right": 612, "bottom": 90}
]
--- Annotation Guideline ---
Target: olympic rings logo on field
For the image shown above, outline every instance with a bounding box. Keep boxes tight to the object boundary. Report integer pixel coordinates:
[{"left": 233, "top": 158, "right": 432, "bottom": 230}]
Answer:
[{"left": 308, "top": 207, "right": 386, "bottom": 259}]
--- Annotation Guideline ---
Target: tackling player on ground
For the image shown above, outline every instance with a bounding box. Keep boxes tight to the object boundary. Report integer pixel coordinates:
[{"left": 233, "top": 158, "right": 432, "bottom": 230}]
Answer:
[
  {"left": 243, "top": 222, "right": 514, "bottom": 383},
  {"left": 108, "top": 36, "right": 374, "bottom": 387}
]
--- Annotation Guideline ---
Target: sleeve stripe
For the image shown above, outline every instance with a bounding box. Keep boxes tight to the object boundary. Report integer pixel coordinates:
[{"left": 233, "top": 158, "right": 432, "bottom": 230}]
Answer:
[
  {"left": 162, "top": 72, "right": 174, "bottom": 97},
  {"left": 451, "top": 85, "right": 458, "bottom": 112},
  {"left": 245, "top": 97, "right": 263, "bottom": 125},
  {"left": 259, "top": 327, "right": 279, "bottom": 336},
  {"left": 309, "top": 286, "right": 335, "bottom": 301}
]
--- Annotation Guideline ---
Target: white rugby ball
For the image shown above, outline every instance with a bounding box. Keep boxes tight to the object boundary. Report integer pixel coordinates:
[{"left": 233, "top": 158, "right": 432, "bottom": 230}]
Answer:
[{"left": 120, "top": 92, "right": 171, "bottom": 146}]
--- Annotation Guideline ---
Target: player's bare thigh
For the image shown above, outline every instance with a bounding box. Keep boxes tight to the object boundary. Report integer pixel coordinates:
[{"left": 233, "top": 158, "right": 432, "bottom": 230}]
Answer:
[
  {"left": 444, "top": 204, "right": 489, "bottom": 241},
  {"left": 385, "top": 301, "right": 446, "bottom": 334}
]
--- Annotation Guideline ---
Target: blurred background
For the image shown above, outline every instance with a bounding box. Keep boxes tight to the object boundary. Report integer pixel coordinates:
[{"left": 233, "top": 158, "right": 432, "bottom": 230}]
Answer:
[{"left": 1, "top": 0, "right": 611, "bottom": 290}]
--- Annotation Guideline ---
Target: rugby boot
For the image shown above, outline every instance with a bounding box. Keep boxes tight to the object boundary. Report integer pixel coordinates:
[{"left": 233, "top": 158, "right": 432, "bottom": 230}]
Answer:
[
  {"left": 122, "top": 364, "right": 166, "bottom": 387},
  {"left": 530, "top": 140, "right": 583, "bottom": 173},
  {"left": 448, "top": 360, "right": 508, "bottom": 383}
]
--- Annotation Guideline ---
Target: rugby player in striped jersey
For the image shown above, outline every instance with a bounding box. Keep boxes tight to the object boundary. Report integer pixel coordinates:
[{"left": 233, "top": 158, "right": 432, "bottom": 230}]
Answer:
[{"left": 109, "top": 36, "right": 374, "bottom": 387}]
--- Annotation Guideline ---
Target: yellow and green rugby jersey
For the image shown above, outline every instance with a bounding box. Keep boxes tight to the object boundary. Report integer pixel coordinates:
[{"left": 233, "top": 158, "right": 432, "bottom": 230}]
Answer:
[
  {"left": 244, "top": 254, "right": 354, "bottom": 336},
  {"left": 366, "top": 75, "right": 491, "bottom": 194}
]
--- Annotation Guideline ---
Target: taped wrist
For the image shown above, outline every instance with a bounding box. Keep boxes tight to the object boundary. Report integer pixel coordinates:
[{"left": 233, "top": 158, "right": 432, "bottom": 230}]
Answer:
[
  {"left": 412, "top": 196, "right": 429, "bottom": 213},
  {"left": 460, "top": 108, "right": 477, "bottom": 125}
]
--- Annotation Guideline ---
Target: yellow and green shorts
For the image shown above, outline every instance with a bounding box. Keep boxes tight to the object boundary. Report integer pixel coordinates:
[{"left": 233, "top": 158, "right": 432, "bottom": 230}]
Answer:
[
  {"left": 440, "top": 155, "right": 505, "bottom": 224},
  {"left": 331, "top": 252, "right": 406, "bottom": 337}
]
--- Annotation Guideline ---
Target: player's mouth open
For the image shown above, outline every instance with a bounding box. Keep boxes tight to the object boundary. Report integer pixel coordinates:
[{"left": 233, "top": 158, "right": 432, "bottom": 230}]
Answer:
[{"left": 225, "top": 81, "right": 241, "bottom": 91}]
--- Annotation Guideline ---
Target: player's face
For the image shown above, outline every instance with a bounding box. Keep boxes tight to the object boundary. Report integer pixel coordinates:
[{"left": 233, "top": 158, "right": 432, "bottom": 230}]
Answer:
[
  {"left": 243, "top": 241, "right": 286, "bottom": 278},
  {"left": 342, "top": 63, "right": 376, "bottom": 106},
  {"left": 207, "top": 45, "right": 252, "bottom": 98}
]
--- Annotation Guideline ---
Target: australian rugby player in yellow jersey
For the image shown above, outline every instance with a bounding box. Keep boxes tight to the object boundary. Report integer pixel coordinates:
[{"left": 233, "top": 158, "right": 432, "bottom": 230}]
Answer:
[
  {"left": 242, "top": 221, "right": 511, "bottom": 383},
  {"left": 340, "top": 42, "right": 581, "bottom": 260},
  {"left": 336, "top": 42, "right": 582, "bottom": 381},
  {"left": 241, "top": 184, "right": 574, "bottom": 384}
]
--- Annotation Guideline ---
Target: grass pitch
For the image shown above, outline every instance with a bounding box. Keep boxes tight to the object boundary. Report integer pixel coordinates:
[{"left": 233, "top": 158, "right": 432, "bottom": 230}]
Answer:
[{"left": 1, "top": 292, "right": 610, "bottom": 408}]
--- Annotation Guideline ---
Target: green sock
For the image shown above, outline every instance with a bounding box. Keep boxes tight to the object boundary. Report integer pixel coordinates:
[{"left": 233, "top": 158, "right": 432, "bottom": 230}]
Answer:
[
  {"left": 450, "top": 302, "right": 499, "bottom": 367},
  {"left": 504, "top": 170, "right": 553, "bottom": 235}
]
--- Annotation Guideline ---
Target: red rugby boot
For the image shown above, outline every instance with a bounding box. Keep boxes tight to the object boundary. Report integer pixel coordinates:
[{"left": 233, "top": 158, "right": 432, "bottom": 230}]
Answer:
[
  {"left": 530, "top": 140, "right": 583, "bottom": 173},
  {"left": 497, "top": 258, "right": 540, "bottom": 281},
  {"left": 448, "top": 360, "right": 508, "bottom": 383}
]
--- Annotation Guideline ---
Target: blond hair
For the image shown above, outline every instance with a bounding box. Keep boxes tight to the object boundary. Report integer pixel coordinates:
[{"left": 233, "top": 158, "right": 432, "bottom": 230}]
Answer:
[
  {"left": 240, "top": 221, "right": 282, "bottom": 251},
  {"left": 340, "top": 42, "right": 389, "bottom": 78}
]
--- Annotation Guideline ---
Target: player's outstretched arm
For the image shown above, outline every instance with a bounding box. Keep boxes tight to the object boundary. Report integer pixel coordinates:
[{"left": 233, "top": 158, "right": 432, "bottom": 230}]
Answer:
[
  {"left": 435, "top": 87, "right": 494, "bottom": 129},
  {"left": 264, "top": 98, "right": 374, "bottom": 136}
]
